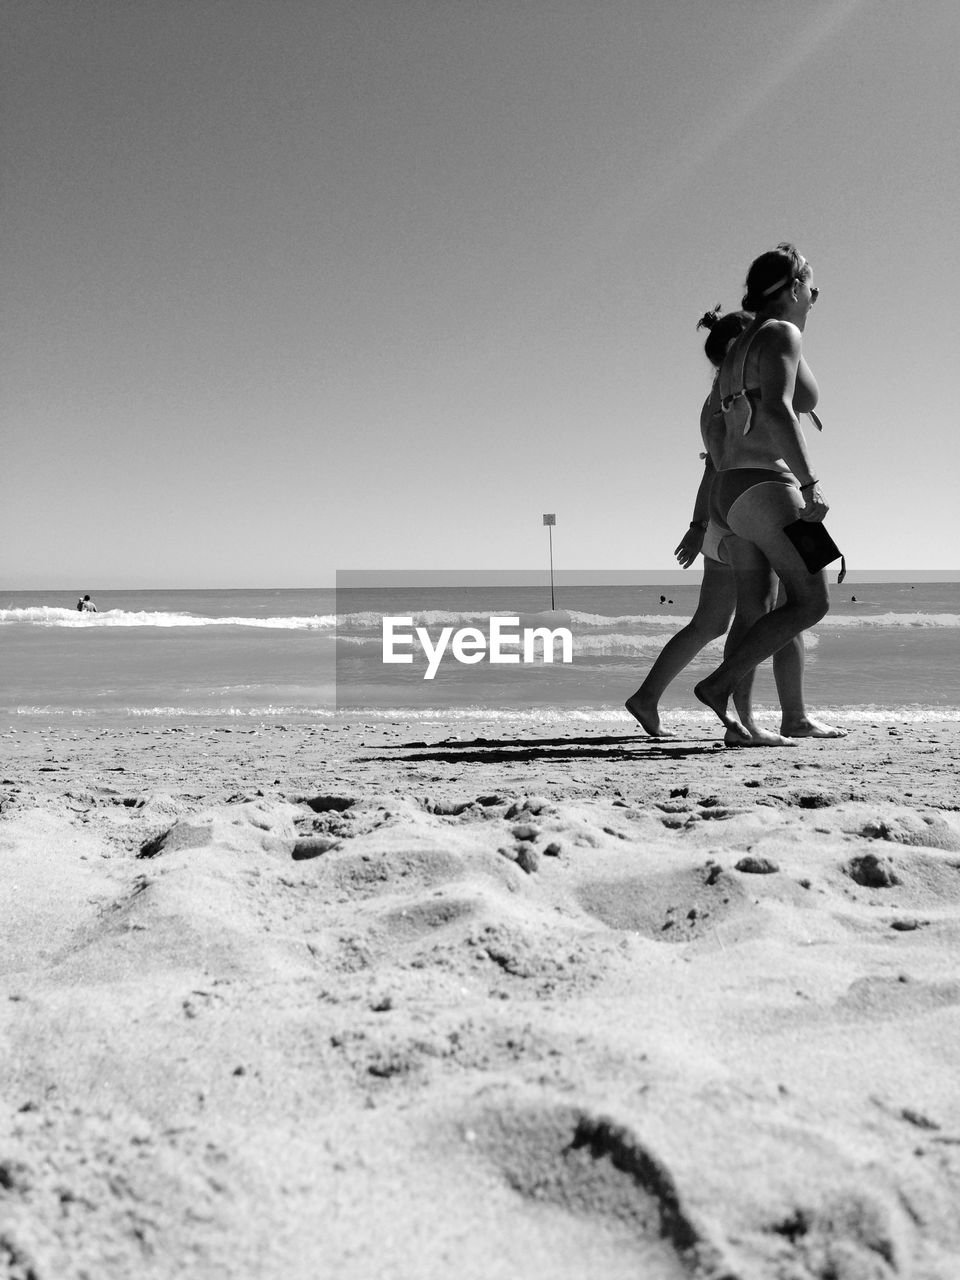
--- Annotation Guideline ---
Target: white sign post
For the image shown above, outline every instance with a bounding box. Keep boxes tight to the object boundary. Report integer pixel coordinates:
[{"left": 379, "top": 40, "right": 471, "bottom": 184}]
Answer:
[{"left": 542, "top": 513, "right": 556, "bottom": 609}]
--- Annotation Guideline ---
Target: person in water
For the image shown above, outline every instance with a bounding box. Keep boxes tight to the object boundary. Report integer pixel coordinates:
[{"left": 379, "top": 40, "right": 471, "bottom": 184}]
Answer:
[
  {"left": 626, "top": 305, "right": 844, "bottom": 742},
  {"left": 77, "top": 594, "right": 97, "bottom": 612},
  {"left": 693, "top": 243, "right": 835, "bottom": 739}
]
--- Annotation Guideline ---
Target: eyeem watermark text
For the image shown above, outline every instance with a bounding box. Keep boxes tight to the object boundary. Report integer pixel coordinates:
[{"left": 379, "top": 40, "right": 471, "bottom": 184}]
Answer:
[{"left": 383, "top": 616, "right": 573, "bottom": 680}]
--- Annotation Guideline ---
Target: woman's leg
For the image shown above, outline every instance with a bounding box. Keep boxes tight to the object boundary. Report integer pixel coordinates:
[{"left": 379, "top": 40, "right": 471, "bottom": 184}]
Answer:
[
  {"left": 626, "top": 557, "right": 735, "bottom": 736},
  {"left": 694, "top": 484, "right": 830, "bottom": 732},
  {"left": 773, "top": 581, "right": 847, "bottom": 736},
  {"left": 723, "top": 537, "right": 795, "bottom": 746}
]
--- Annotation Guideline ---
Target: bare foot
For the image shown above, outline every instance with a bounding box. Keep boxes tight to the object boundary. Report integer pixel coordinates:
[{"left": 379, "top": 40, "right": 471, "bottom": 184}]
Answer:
[
  {"left": 780, "top": 716, "right": 848, "bottom": 739},
  {"left": 625, "top": 691, "right": 674, "bottom": 738},
  {"left": 694, "top": 678, "right": 748, "bottom": 737},
  {"left": 726, "top": 726, "right": 797, "bottom": 748}
]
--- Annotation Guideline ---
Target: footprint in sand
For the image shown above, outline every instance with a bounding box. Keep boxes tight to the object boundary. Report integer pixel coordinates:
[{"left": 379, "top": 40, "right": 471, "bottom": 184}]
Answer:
[
  {"left": 462, "top": 1100, "right": 731, "bottom": 1279},
  {"left": 575, "top": 866, "right": 753, "bottom": 945}
]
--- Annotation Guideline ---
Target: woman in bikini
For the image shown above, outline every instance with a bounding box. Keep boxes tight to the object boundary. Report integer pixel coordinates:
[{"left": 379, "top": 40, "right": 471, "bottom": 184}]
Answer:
[
  {"left": 694, "top": 243, "right": 834, "bottom": 738},
  {"left": 626, "top": 303, "right": 844, "bottom": 742}
]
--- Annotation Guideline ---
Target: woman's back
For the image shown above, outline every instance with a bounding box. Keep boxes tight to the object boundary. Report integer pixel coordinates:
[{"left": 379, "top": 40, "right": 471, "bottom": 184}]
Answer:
[{"left": 712, "top": 320, "right": 819, "bottom": 473}]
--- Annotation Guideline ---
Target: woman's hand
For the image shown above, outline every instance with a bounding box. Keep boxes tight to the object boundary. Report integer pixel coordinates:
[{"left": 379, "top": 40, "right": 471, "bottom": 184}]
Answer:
[
  {"left": 799, "top": 481, "right": 829, "bottom": 521},
  {"left": 675, "top": 525, "right": 704, "bottom": 567}
]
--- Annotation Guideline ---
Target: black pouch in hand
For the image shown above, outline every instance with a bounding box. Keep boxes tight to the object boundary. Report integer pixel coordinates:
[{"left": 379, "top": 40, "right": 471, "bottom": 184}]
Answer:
[{"left": 783, "top": 519, "right": 843, "bottom": 574}]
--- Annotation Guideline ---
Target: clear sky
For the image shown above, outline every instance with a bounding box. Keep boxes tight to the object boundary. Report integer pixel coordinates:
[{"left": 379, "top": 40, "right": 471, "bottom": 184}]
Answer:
[{"left": 4, "top": 0, "right": 957, "bottom": 588}]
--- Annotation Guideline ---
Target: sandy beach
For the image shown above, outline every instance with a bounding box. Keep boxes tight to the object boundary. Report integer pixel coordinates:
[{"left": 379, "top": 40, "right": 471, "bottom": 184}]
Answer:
[{"left": 2, "top": 718, "right": 960, "bottom": 1279}]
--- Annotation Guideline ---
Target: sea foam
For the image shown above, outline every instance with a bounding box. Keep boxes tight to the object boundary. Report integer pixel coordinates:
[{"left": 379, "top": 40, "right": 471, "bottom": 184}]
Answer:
[{"left": 0, "top": 607, "right": 337, "bottom": 630}]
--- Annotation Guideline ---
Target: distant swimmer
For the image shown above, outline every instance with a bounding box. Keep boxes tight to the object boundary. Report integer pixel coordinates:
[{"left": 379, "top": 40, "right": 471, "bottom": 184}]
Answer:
[{"left": 77, "top": 594, "right": 98, "bottom": 612}]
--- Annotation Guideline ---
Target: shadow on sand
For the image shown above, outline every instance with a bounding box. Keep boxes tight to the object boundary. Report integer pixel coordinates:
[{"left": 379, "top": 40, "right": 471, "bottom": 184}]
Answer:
[{"left": 362, "top": 733, "right": 721, "bottom": 766}]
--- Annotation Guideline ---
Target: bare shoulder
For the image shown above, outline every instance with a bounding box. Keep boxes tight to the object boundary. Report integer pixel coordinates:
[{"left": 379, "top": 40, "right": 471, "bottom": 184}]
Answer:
[{"left": 758, "top": 319, "right": 802, "bottom": 358}]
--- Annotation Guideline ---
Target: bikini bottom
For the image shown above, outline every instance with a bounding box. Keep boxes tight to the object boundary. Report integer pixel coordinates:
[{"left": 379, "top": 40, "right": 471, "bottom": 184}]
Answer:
[
  {"left": 701, "top": 519, "right": 730, "bottom": 565},
  {"left": 710, "top": 469, "right": 797, "bottom": 535}
]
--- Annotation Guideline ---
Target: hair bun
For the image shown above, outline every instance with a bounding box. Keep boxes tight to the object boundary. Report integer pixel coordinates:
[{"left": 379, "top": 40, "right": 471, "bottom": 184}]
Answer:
[{"left": 696, "top": 305, "right": 722, "bottom": 331}]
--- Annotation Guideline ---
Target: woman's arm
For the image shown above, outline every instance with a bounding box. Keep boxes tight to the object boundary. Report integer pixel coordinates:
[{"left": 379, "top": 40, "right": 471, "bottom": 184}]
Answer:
[
  {"left": 699, "top": 383, "right": 727, "bottom": 473},
  {"left": 691, "top": 453, "right": 714, "bottom": 526},
  {"left": 674, "top": 455, "right": 715, "bottom": 568},
  {"left": 758, "top": 323, "right": 828, "bottom": 518}
]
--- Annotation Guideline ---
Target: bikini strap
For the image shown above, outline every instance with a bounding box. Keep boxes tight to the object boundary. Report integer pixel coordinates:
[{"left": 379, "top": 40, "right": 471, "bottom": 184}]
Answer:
[
  {"left": 720, "top": 319, "right": 771, "bottom": 406},
  {"left": 719, "top": 320, "right": 779, "bottom": 435}
]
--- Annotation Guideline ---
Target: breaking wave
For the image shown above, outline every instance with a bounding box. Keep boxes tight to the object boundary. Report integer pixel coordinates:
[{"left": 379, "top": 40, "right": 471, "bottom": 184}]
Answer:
[
  {"left": 0, "top": 607, "right": 336, "bottom": 630},
  {"left": 6, "top": 606, "right": 955, "bottom": 633}
]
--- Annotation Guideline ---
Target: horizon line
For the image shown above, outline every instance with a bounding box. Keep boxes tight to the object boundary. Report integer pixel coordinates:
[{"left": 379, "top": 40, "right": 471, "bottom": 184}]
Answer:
[{"left": 3, "top": 569, "right": 959, "bottom": 592}]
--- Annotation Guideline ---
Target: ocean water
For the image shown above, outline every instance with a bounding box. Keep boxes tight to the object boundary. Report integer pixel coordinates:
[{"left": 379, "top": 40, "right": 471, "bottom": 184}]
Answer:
[{"left": 1, "top": 582, "right": 958, "bottom": 725}]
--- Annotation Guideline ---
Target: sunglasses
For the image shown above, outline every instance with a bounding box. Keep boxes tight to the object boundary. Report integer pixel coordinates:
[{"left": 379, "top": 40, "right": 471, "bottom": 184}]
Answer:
[{"left": 798, "top": 279, "right": 820, "bottom": 305}]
